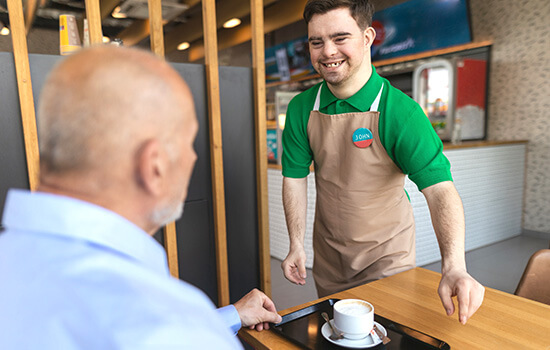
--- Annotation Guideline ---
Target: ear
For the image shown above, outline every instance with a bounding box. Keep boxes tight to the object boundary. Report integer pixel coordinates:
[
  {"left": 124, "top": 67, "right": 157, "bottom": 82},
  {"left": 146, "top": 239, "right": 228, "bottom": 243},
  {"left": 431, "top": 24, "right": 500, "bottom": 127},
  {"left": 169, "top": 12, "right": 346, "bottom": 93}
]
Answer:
[
  {"left": 364, "top": 26, "right": 376, "bottom": 48},
  {"left": 136, "top": 139, "right": 168, "bottom": 196}
]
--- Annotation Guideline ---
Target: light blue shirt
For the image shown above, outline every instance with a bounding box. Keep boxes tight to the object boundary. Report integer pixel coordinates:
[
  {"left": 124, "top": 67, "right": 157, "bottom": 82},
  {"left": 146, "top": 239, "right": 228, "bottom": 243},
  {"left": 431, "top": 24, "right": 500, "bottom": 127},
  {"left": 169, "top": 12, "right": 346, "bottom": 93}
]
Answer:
[{"left": 0, "top": 189, "right": 243, "bottom": 349}]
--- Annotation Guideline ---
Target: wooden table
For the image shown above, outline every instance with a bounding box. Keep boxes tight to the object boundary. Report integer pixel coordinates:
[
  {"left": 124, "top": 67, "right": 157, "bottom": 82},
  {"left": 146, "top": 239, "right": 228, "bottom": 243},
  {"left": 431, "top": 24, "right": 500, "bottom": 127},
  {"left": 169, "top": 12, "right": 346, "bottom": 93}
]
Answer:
[{"left": 239, "top": 267, "right": 550, "bottom": 349}]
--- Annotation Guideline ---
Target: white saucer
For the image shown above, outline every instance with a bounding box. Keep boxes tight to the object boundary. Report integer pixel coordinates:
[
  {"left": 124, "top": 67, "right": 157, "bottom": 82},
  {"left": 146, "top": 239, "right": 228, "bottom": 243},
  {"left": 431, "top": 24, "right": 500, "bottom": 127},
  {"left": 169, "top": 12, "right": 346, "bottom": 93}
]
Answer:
[{"left": 321, "top": 320, "right": 387, "bottom": 349}]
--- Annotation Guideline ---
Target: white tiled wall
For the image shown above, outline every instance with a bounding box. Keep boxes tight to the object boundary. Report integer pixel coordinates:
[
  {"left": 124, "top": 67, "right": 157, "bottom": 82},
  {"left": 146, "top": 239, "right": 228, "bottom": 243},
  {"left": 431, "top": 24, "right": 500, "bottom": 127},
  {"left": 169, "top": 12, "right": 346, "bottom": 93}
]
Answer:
[{"left": 269, "top": 144, "right": 526, "bottom": 268}]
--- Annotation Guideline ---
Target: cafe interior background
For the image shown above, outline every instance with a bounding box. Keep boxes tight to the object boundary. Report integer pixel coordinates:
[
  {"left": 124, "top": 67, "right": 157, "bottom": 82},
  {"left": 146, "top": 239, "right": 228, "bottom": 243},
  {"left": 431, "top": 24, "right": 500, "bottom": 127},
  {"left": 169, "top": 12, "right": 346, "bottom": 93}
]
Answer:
[{"left": 0, "top": 0, "right": 548, "bottom": 324}]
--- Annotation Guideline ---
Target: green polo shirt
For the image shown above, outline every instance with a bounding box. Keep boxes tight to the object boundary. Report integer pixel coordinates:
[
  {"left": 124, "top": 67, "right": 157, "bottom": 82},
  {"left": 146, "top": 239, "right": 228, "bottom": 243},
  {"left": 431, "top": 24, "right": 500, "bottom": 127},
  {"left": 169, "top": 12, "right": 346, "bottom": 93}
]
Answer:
[{"left": 281, "top": 67, "right": 452, "bottom": 191}]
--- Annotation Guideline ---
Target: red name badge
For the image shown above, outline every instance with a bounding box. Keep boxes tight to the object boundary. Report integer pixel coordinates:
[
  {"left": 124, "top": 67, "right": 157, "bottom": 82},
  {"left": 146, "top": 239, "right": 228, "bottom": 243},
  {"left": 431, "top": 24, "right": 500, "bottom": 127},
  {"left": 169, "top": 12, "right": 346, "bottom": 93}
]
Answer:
[{"left": 352, "top": 128, "right": 373, "bottom": 148}]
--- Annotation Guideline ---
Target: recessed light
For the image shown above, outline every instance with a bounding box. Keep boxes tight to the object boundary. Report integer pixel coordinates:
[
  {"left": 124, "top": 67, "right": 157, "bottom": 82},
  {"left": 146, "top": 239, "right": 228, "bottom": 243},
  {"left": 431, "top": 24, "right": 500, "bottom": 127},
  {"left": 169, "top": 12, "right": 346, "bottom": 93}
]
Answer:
[
  {"left": 223, "top": 18, "right": 241, "bottom": 29},
  {"left": 177, "top": 42, "right": 190, "bottom": 51},
  {"left": 112, "top": 6, "right": 127, "bottom": 19}
]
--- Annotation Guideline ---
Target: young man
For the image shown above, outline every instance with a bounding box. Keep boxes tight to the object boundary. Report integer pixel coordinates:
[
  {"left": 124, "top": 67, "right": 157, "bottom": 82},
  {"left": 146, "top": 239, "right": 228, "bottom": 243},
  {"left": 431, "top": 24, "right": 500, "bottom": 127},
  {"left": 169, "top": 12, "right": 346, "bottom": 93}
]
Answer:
[
  {"left": 281, "top": 0, "right": 484, "bottom": 324},
  {"left": 0, "top": 46, "right": 281, "bottom": 349}
]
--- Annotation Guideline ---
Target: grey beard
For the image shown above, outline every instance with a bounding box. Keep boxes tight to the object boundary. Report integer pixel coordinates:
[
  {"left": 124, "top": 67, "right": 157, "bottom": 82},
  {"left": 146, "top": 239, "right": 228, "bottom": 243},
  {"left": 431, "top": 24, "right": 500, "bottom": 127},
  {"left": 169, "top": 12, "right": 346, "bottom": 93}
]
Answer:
[{"left": 151, "top": 201, "right": 184, "bottom": 228}]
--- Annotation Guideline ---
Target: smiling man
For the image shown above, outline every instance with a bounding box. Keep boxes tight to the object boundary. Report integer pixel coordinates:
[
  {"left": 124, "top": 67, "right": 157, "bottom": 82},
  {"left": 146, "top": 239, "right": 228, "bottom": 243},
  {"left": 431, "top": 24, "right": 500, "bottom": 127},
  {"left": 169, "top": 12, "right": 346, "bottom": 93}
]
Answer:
[{"left": 281, "top": 0, "right": 485, "bottom": 325}]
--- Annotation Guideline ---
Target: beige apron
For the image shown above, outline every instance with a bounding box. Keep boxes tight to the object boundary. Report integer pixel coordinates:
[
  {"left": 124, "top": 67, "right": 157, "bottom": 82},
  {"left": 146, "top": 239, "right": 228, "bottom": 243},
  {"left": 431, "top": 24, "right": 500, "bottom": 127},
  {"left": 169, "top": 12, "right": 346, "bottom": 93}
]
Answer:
[{"left": 307, "top": 84, "right": 415, "bottom": 297}]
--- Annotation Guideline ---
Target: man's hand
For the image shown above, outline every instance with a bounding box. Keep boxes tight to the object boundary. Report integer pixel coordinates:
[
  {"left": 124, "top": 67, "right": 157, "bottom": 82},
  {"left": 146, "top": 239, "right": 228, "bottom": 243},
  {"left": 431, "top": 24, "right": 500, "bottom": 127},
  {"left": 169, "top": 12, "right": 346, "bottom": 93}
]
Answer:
[
  {"left": 281, "top": 246, "right": 307, "bottom": 285},
  {"left": 438, "top": 268, "right": 485, "bottom": 325},
  {"left": 234, "top": 289, "right": 282, "bottom": 331}
]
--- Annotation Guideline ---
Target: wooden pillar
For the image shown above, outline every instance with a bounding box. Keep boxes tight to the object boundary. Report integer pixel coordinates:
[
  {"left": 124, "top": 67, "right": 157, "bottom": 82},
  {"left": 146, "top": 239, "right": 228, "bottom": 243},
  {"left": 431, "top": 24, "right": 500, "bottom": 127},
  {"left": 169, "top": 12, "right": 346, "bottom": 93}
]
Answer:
[
  {"left": 147, "top": 0, "right": 179, "bottom": 279},
  {"left": 250, "top": 0, "right": 271, "bottom": 297},
  {"left": 85, "top": 0, "right": 103, "bottom": 44},
  {"left": 202, "top": 0, "right": 230, "bottom": 307},
  {"left": 7, "top": 0, "right": 40, "bottom": 191},
  {"left": 148, "top": 0, "right": 165, "bottom": 57}
]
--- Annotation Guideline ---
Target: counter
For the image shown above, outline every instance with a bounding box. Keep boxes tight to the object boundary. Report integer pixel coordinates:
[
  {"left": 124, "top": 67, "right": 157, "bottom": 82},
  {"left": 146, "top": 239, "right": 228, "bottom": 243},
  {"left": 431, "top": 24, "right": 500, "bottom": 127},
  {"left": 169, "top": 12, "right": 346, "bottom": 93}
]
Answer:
[{"left": 268, "top": 140, "right": 527, "bottom": 268}]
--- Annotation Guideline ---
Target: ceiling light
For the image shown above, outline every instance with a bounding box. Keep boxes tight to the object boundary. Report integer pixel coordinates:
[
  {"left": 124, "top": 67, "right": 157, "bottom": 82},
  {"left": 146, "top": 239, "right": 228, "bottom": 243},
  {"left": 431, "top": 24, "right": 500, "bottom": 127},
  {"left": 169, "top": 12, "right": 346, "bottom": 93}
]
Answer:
[
  {"left": 0, "top": 26, "right": 9, "bottom": 36},
  {"left": 223, "top": 18, "right": 241, "bottom": 29},
  {"left": 111, "top": 6, "right": 127, "bottom": 19},
  {"left": 177, "top": 42, "right": 190, "bottom": 51},
  {"left": 102, "top": 36, "right": 111, "bottom": 43}
]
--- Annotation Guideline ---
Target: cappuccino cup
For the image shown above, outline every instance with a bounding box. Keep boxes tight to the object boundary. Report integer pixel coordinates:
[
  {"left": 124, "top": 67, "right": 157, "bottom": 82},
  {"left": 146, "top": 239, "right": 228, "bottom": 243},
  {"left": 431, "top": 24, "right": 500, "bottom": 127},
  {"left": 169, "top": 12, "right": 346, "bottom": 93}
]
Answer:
[{"left": 333, "top": 299, "right": 374, "bottom": 340}]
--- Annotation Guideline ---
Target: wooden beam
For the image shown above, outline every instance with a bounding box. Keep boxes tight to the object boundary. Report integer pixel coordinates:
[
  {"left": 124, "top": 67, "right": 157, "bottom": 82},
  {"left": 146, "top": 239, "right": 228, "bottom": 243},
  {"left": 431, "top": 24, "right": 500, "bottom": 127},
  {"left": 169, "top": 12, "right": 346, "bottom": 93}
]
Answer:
[
  {"left": 117, "top": 0, "right": 201, "bottom": 47},
  {"left": 148, "top": 0, "right": 164, "bottom": 57},
  {"left": 85, "top": 0, "right": 103, "bottom": 44},
  {"left": 250, "top": 0, "right": 271, "bottom": 298},
  {"left": 202, "top": 0, "right": 230, "bottom": 307},
  {"left": 100, "top": 0, "right": 121, "bottom": 19},
  {"left": 8, "top": 0, "right": 40, "bottom": 191},
  {"left": 163, "top": 0, "right": 278, "bottom": 54},
  {"left": 24, "top": 0, "right": 38, "bottom": 34},
  {"left": 146, "top": 0, "right": 180, "bottom": 279},
  {"left": 163, "top": 223, "right": 179, "bottom": 278},
  {"left": 116, "top": 19, "right": 150, "bottom": 47},
  {"left": 186, "top": 0, "right": 308, "bottom": 60}
]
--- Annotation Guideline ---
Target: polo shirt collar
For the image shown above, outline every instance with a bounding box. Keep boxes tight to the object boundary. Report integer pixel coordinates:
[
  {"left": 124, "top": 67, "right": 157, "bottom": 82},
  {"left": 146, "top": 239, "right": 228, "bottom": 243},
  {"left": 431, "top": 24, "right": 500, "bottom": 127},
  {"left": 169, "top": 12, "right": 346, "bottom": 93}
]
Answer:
[{"left": 319, "top": 65, "right": 384, "bottom": 111}]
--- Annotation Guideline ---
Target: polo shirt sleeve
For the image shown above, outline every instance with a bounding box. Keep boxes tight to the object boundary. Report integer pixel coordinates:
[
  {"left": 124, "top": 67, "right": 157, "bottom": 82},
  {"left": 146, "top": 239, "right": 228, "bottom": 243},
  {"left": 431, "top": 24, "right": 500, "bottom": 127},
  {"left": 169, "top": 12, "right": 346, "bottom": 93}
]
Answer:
[
  {"left": 382, "top": 93, "right": 453, "bottom": 191},
  {"left": 281, "top": 93, "right": 314, "bottom": 178}
]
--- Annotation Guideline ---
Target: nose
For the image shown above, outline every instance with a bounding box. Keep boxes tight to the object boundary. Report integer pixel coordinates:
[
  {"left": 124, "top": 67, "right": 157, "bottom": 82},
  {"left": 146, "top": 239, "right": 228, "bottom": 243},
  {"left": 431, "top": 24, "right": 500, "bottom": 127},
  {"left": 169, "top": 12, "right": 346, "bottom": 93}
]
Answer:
[{"left": 322, "top": 41, "right": 337, "bottom": 57}]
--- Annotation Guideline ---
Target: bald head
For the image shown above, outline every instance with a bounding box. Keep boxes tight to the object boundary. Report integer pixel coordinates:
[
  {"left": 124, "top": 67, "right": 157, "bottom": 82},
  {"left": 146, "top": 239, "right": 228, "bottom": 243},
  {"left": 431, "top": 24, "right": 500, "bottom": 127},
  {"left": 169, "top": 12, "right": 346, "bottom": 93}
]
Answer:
[
  {"left": 37, "top": 47, "right": 198, "bottom": 232},
  {"left": 38, "top": 46, "right": 195, "bottom": 179}
]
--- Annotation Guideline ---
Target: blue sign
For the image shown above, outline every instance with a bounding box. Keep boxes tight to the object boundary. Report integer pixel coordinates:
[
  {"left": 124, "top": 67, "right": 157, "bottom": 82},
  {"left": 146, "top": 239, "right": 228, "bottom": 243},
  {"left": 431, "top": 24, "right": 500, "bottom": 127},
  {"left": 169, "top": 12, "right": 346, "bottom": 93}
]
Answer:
[{"left": 371, "top": 0, "right": 472, "bottom": 61}]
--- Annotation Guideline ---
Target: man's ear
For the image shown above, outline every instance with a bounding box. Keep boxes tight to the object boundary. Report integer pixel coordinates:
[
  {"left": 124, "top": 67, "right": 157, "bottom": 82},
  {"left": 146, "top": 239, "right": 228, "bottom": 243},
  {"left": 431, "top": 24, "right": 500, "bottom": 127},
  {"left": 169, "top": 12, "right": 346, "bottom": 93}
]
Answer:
[
  {"left": 364, "top": 26, "right": 376, "bottom": 48},
  {"left": 136, "top": 139, "right": 167, "bottom": 196}
]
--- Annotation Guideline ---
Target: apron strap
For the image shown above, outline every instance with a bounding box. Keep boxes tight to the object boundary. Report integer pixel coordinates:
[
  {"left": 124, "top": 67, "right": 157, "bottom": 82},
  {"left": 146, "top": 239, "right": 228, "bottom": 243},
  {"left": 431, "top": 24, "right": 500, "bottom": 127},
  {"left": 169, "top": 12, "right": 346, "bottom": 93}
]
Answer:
[
  {"left": 312, "top": 83, "right": 384, "bottom": 112},
  {"left": 313, "top": 85, "right": 322, "bottom": 111},
  {"left": 370, "top": 84, "right": 384, "bottom": 112}
]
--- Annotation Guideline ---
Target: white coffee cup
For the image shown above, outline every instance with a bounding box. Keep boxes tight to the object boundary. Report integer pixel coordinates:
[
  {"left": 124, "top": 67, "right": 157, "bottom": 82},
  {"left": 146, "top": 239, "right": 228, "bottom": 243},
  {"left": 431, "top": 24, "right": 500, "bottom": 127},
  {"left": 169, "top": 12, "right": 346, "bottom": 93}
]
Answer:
[{"left": 333, "top": 299, "right": 374, "bottom": 340}]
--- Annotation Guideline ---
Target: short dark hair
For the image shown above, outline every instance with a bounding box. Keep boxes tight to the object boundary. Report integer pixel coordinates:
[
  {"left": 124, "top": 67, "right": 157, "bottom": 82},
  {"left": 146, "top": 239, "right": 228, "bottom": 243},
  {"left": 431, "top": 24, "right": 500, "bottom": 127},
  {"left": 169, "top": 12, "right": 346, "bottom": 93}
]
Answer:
[{"left": 303, "top": 0, "right": 375, "bottom": 30}]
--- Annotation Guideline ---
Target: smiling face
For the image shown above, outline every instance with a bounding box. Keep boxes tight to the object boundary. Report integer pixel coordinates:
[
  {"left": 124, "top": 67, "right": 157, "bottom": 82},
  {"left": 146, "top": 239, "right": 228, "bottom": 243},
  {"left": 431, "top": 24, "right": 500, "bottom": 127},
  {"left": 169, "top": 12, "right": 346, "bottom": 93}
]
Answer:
[{"left": 308, "top": 7, "right": 376, "bottom": 98}]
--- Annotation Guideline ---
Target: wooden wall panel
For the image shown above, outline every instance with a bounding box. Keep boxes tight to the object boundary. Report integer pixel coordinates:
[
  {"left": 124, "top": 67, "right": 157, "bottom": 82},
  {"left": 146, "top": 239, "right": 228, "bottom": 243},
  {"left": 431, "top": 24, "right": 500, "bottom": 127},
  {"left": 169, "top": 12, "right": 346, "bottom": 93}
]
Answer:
[
  {"left": 202, "top": 0, "right": 230, "bottom": 307},
  {"left": 7, "top": 0, "right": 39, "bottom": 191}
]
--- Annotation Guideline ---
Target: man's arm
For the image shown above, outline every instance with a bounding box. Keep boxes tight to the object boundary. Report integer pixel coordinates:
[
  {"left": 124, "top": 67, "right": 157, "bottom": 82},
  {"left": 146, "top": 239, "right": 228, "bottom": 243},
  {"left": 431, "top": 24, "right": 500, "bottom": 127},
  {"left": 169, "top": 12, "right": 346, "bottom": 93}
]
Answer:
[
  {"left": 422, "top": 181, "right": 485, "bottom": 324},
  {"left": 281, "top": 176, "right": 308, "bottom": 285},
  {"left": 218, "top": 289, "right": 282, "bottom": 334}
]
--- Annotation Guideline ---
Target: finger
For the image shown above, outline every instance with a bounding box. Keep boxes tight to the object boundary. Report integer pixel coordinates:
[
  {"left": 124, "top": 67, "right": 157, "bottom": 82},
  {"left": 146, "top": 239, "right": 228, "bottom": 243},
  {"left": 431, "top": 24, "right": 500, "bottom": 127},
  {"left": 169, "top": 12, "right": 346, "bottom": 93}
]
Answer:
[
  {"left": 298, "top": 261, "right": 307, "bottom": 280},
  {"left": 261, "top": 294, "right": 278, "bottom": 314},
  {"left": 261, "top": 309, "right": 283, "bottom": 324},
  {"left": 456, "top": 286, "right": 470, "bottom": 325},
  {"left": 438, "top": 283, "right": 455, "bottom": 316},
  {"left": 282, "top": 264, "right": 301, "bottom": 284},
  {"left": 468, "top": 284, "right": 485, "bottom": 320}
]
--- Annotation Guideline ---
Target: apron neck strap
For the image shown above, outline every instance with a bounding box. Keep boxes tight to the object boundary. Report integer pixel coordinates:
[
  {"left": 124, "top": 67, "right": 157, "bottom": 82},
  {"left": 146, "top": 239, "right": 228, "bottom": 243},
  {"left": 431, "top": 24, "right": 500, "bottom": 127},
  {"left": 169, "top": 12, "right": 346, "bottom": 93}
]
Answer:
[
  {"left": 313, "top": 83, "right": 384, "bottom": 112},
  {"left": 369, "top": 84, "right": 384, "bottom": 112}
]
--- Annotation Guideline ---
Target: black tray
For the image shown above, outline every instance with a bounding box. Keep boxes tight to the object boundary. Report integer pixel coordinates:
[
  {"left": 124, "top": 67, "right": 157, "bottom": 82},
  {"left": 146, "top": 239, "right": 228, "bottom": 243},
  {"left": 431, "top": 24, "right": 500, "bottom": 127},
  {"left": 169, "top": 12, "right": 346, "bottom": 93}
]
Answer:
[{"left": 272, "top": 299, "right": 450, "bottom": 349}]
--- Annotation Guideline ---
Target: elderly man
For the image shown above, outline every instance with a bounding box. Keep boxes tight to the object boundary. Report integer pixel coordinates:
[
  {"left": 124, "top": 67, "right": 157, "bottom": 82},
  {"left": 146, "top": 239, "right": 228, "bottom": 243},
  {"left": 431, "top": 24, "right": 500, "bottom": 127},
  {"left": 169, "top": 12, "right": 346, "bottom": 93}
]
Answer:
[{"left": 0, "top": 46, "right": 281, "bottom": 349}]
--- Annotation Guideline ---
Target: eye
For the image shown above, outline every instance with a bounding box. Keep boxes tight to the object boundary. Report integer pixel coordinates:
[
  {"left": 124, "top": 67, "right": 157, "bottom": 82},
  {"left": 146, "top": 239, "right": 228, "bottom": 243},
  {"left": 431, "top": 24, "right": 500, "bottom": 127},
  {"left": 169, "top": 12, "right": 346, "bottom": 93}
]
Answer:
[
  {"left": 310, "top": 41, "right": 323, "bottom": 48},
  {"left": 335, "top": 37, "right": 347, "bottom": 43}
]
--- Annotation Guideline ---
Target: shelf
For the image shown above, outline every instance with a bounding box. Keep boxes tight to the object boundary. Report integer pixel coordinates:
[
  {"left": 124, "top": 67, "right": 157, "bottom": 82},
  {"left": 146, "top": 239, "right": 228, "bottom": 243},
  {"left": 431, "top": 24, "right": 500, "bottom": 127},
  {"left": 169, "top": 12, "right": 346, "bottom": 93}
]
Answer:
[{"left": 373, "top": 40, "right": 493, "bottom": 67}]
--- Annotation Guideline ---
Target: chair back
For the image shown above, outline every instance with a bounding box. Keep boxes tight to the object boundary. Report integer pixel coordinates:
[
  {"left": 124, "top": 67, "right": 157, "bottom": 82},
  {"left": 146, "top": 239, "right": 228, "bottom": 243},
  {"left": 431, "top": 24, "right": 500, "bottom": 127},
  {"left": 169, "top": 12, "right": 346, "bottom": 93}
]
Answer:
[{"left": 515, "top": 249, "right": 550, "bottom": 305}]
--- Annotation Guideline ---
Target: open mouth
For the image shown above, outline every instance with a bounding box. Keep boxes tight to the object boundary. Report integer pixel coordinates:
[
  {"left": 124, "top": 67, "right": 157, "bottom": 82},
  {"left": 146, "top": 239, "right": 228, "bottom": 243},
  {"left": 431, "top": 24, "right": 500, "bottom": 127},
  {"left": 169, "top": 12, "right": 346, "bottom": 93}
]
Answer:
[{"left": 323, "top": 60, "right": 344, "bottom": 68}]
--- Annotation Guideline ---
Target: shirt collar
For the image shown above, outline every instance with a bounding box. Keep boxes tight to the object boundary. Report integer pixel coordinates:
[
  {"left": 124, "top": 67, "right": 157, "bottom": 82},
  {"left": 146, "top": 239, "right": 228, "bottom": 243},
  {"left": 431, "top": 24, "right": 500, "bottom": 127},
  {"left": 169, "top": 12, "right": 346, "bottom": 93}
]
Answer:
[
  {"left": 319, "top": 65, "right": 384, "bottom": 111},
  {"left": 2, "top": 189, "right": 169, "bottom": 276}
]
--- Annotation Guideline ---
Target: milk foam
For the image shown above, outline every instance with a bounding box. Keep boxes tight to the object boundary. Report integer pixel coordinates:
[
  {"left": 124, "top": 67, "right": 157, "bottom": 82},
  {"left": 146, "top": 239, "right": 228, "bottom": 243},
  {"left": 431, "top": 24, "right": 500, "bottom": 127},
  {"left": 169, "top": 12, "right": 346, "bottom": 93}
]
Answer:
[{"left": 338, "top": 303, "right": 371, "bottom": 316}]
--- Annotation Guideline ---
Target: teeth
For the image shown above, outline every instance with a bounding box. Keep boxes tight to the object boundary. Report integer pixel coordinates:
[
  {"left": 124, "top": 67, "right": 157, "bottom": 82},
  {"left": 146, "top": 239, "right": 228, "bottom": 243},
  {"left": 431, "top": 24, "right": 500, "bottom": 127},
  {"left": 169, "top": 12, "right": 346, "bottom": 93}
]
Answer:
[{"left": 324, "top": 61, "right": 343, "bottom": 68}]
